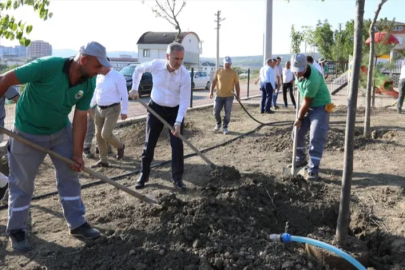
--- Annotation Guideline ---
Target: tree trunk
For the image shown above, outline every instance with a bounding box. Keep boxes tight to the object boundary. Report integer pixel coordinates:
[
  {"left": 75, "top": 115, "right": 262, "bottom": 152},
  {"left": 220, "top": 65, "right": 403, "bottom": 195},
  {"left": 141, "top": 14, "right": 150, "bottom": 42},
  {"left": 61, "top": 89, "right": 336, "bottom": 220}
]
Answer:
[
  {"left": 335, "top": 0, "right": 365, "bottom": 246},
  {"left": 364, "top": 28, "right": 375, "bottom": 136},
  {"left": 364, "top": 0, "right": 387, "bottom": 136}
]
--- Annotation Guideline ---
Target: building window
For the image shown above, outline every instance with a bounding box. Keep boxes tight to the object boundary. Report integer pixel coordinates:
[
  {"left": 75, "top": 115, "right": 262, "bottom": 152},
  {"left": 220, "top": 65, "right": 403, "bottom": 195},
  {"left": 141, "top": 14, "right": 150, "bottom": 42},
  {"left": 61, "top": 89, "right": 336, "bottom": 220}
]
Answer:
[
  {"left": 394, "top": 26, "right": 404, "bottom": 32},
  {"left": 143, "top": 49, "right": 150, "bottom": 57}
]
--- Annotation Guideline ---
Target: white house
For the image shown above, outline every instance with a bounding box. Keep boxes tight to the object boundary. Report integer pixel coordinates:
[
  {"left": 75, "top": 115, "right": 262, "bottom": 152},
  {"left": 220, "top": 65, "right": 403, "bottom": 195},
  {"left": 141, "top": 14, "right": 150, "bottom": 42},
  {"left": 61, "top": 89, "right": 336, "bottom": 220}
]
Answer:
[{"left": 137, "top": 32, "right": 202, "bottom": 70}]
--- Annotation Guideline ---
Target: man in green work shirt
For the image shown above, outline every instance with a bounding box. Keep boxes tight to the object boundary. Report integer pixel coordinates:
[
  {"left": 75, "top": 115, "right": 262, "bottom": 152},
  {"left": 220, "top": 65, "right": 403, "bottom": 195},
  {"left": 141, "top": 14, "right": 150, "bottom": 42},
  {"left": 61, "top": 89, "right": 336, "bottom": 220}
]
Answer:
[
  {"left": 291, "top": 54, "right": 331, "bottom": 181},
  {"left": 0, "top": 41, "right": 111, "bottom": 252}
]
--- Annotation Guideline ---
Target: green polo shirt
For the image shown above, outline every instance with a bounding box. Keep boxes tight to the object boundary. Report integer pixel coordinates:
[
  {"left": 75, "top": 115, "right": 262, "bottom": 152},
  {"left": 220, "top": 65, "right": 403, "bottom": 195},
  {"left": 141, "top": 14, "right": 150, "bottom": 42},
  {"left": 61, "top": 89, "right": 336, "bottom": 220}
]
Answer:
[
  {"left": 14, "top": 57, "right": 96, "bottom": 135},
  {"left": 296, "top": 64, "right": 331, "bottom": 108}
]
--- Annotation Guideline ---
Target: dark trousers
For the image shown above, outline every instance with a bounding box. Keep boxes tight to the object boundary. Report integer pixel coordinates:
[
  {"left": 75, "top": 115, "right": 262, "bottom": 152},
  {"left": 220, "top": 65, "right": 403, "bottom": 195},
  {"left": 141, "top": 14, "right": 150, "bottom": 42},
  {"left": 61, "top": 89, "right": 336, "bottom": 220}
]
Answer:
[
  {"left": 397, "top": 78, "right": 405, "bottom": 110},
  {"left": 142, "top": 100, "right": 184, "bottom": 180},
  {"left": 282, "top": 82, "right": 296, "bottom": 108},
  {"left": 260, "top": 82, "right": 273, "bottom": 113}
]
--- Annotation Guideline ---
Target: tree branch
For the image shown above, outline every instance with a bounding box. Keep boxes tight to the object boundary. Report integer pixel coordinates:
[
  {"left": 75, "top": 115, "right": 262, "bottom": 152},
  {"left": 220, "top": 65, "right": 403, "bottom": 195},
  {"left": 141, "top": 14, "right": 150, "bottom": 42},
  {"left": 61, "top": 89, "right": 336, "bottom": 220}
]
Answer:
[
  {"left": 370, "top": 0, "right": 387, "bottom": 31},
  {"left": 176, "top": 0, "right": 186, "bottom": 17},
  {"left": 155, "top": 0, "right": 174, "bottom": 20}
]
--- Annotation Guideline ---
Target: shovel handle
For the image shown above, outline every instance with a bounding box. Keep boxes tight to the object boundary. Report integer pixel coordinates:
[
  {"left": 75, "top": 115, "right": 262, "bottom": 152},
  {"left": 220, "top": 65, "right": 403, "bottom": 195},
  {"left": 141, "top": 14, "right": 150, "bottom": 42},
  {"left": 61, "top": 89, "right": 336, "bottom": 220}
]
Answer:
[
  {"left": 0, "top": 127, "right": 158, "bottom": 206},
  {"left": 137, "top": 98, "right": 216, "bottom": 169}
]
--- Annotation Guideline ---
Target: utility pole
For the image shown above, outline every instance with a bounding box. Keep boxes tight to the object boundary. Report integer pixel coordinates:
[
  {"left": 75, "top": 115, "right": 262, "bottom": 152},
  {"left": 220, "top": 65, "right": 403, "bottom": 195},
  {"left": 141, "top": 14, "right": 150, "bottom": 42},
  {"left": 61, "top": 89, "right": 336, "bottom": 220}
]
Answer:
[
  {"left": 264, "top": 0, "right": 273, "bottom": 66},
  {"left": 215, "top": 10, "right": 225, "bottom": 70}
]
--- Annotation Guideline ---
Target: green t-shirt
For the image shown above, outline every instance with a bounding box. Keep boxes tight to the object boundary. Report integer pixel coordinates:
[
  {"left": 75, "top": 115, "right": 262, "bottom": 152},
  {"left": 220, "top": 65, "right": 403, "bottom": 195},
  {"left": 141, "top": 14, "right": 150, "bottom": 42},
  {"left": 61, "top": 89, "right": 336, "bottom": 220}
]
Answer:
[
  {"left": 296, "top": 64, "right": 331, "bottom": 108},
  {"left": 14, "top": 57, "right": 96, "bottom": 135}
]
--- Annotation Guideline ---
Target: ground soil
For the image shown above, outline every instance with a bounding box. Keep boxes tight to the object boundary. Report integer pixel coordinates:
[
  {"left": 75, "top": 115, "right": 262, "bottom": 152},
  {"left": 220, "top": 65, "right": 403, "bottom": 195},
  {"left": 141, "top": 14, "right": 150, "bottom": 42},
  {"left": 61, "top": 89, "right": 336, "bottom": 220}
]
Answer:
[{"left": 1, "top": 101, "right": 405, "bottom": 270}]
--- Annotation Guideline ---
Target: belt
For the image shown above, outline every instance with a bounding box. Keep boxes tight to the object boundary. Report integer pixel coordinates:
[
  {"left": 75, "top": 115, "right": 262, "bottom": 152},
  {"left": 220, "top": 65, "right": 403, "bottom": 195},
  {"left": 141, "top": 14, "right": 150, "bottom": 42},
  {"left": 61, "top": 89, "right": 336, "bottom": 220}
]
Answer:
[
  {"left": 150, "top": 100, "right": 179, "bottom": 110},
  {"left": 99, "top": 103, "right": 120, "bottom": 109}
]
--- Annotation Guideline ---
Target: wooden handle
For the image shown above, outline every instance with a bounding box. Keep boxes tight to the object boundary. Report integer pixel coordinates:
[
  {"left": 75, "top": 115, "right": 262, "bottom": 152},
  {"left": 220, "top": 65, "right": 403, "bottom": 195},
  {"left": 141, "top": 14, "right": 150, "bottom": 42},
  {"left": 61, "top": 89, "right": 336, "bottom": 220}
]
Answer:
[
  {"left": 0, "top": 127, "right": 158, "bottom": 206},
  {"left": 137, "top": 99, "right": 216, "bottom": 169}
]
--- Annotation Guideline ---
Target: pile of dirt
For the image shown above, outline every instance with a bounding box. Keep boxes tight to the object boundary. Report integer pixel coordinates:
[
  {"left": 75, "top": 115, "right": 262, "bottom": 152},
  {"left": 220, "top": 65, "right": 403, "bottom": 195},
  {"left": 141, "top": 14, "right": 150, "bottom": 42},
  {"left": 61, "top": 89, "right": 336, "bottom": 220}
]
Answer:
[
  {"left": 325, "top": 128, "right": 374, "bottom": 151},
  {"left": 209, "top": 166, "right": 241, "bottom": 182},
  {"left": 57, "top": 175, "right": 344, "bottom": 270}
]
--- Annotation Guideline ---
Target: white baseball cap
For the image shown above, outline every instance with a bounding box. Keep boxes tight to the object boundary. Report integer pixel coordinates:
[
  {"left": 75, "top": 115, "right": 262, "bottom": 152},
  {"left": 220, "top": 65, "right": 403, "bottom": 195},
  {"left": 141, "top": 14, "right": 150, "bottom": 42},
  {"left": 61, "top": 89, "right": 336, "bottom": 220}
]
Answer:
[
  {"left": 290, "top": 54, "right": 307, "bottom": 73},
  {"left": 223, "top": 56, "right": 232, "bottom": 64}
]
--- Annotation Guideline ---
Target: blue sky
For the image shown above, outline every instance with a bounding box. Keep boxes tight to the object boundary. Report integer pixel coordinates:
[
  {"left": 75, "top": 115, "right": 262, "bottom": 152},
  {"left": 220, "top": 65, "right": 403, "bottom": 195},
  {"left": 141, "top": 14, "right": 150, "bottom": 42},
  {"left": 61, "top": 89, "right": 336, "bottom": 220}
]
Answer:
[{"left": 1, "top": 0, "right": 404, "bottom": 57}]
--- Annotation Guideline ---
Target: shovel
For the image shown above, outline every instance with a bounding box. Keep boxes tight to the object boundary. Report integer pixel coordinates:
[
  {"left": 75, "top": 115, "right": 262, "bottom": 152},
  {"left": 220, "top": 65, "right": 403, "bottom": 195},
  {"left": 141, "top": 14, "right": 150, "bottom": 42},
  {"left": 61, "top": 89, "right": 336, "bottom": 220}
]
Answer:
[
  {"left": 137, "top": 98, "right": 217, "bottom": 169},
  {"left": 282, "top": 88, "right": 306, "bottom": 177},
  {"left": 0, "top": 127, "right": 159, "bottom": 206}
]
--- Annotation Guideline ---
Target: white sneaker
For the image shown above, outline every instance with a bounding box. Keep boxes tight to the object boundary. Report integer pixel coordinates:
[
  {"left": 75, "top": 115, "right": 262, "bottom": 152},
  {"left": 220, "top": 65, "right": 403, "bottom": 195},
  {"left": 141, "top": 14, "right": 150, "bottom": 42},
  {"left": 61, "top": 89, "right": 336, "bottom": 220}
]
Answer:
[
  {"left": 214, "top": 124, "right": 220, "bottom": 131},
  {"left": 223, "top": 128, "right": 229, "bottom": 135}
]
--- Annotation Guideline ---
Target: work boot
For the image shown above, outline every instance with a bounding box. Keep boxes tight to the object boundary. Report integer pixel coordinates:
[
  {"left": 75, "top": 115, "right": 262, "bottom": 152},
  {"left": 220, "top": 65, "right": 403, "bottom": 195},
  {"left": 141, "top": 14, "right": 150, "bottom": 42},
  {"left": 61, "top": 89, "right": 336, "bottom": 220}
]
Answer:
[
  {"left": 265, "top": 110, "right": 274, "bottom": 114},
  {"left": 173, "top": 179, "right": 186, "bottom": 190},
  {"left": 135, "top": 173, "right": 149, "bottom": 189},
  {"left": 295, "top": 160, "right": 308, "bottom": 168},
  {"left": 91, "top": 161, "right": 109, "bottom": 168},
  {"left": 223, "top": 128, "right": 229, "bottom": 135},
  {"left": 70, "top": 222, "right": 100, "bottom": 239},
  {"left": 83, "top": 148, "right": 94, "bottom": 159},
  {"left": 116, "top": 144, "right": 125, "bottom": 160},
  {"left": 9, "top": 230, "right": 31, "bottom": 253},
  {"left": 0, "top": 182, "right": 8, "bottom": 201}
]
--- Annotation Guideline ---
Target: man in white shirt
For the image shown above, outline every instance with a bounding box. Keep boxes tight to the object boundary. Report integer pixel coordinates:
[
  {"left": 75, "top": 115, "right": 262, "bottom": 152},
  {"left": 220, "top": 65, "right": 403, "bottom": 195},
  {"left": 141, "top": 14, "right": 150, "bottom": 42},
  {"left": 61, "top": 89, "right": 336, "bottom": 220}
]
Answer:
[
  {"left": 129, "top": 42, "right": 191, "bottom": 190},
  {"left": 272, "top": 58, "right": 281, "bottom": 109},
  {"left": 90, "top": 64, "right": 128, "bottom": 168},
  {"left": 282, "top": 61, "right": 296, "bottom": 109},
  {"left": 254, "top": 58, "right": 275, "bottom": 114},
  {"left": 307, "top": 56, "right": 324, "bottom": 77},
  {"left": 397, "top": 61, "right": 405, "bottom": 113}
]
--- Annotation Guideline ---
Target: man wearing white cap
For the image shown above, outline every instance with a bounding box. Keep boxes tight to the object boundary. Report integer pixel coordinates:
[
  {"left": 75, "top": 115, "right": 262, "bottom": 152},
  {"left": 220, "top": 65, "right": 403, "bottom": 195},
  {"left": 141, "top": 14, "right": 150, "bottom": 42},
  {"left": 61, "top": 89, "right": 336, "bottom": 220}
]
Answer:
[
  {"left": 209, "top": 56, "right": 240, "bottom": 134},
  {"left": 291, "top": 53, "right": 331, "bottom": 181},
  {"left": 129, "top": 42, "right": 191, "bottom": 191},
  {"left": 0, "top": 41, "right": 110, "bottom": 252}
]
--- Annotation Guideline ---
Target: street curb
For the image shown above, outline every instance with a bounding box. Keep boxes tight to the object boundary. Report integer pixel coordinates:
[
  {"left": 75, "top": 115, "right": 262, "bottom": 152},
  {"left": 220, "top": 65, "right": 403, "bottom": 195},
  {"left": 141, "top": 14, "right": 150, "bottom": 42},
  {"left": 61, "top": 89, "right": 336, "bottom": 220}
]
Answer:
[{"left": 115, "top": 94, "right": 262, "bottom": 128}]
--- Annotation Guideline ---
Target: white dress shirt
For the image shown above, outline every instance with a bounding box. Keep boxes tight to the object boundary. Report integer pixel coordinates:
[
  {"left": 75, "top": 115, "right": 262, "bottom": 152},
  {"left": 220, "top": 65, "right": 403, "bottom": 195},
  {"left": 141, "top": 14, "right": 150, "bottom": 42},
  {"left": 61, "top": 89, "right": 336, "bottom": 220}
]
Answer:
[
  {"left": 283, "top": 68, "right": 294, "bottom": 83},
  {"left": 400, "top": 60, "right": 405, "bottom": 79},
  {"left": 259, "top": 65, "right": 276, "bottom": 89},
  {"left": 272, "top": 67, "right": 280, "bottom": 86},
  {"left": 132, "top": 59, "right": 191, "bottom": 123},
  {"left": 90, "top": 69, "right": 129, "bottom": 114},
  {"left": 312, "top": 62, "right": 324, "bottom": 76}
]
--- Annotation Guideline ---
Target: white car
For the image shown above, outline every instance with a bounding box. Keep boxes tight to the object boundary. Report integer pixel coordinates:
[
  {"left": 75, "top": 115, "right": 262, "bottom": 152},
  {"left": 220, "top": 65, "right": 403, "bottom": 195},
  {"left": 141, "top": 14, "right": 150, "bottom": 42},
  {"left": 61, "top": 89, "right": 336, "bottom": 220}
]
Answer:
[{"left": 190, "top": 71, "right": 211, "bottom": 90}]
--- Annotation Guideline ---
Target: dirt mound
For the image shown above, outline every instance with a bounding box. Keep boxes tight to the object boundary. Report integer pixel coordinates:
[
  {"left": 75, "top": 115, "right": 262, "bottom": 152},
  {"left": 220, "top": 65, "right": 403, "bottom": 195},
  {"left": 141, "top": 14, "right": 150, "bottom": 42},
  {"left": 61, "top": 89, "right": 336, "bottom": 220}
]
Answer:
[
  {"left": 209, "top": 166, "right": 241, "bottom": 182},
  {"left": 326, "top": 128, "right": 373, "bottom": 150}
]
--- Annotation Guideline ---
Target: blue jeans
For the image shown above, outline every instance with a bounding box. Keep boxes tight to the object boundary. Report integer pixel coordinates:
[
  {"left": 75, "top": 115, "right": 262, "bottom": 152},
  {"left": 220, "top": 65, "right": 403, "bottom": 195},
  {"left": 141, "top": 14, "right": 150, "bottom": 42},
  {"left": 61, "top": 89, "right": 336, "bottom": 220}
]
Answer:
[
  {"left": 272, "top": 84, "right": 279, "bottom": 107},
  {"left": 214, "top": 96, "right": 234, "bottom": 128},
  {"left": 260, "top": 82, "right": 273, "bottom": 113},
  {"left": 294, "top": 106, "right": 330, "bottom": 174}
]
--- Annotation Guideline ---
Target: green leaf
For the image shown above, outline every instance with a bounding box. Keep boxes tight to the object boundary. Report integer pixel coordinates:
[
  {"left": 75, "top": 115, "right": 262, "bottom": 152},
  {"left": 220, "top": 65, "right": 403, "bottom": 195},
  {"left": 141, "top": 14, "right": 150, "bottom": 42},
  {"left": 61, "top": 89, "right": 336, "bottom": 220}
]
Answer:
[
  {"left": 16, "top": 30, "right": 22, "bottom": 39},
  {"left": 11, "top": 23, "right": 17, "bottom": 31},
  {"left": 19, "top": 37, "right": 31, "bottom": 46},
  {"left": 8, "top": 32, "right": 15, "bottom": 40},
  {"left": 25, "top": 25, "right": 33, "bottom": 34},
  {"left": 49, "top": 12, "right": 53, "bottom": 18},
  {"left": 6, "top": 0, "right": 12, "bottom": 9},
  {"left": 13, "top": 0, "right": 18, "bottom": 9},
  {"left": 0, "top": 3, "right": 4, "bottom": 10}
]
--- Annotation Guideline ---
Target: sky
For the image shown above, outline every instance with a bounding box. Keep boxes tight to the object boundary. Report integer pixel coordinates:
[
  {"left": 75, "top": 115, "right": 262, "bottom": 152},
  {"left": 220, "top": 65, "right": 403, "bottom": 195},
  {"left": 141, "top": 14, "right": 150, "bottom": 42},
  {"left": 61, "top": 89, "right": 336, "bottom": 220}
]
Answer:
[{"left": 0, "top": 0, "right": 404, "bottom": 58}]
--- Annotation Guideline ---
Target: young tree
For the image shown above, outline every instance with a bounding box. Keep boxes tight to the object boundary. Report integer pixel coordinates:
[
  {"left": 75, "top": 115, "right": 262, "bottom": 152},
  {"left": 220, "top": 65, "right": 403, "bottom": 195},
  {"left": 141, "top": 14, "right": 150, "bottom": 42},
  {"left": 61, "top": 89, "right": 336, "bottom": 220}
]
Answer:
[
  {"left": 290, "top": 25, "right": 303, "bottom": 54},
  {"left": 336, "top": 0, "right": 365, "bottom": 246},
  {"left": 143, "top": 0, "right": 186, "bottom": 42},
  {"left": 302, "top": 26, "right": 316, "bottom": 55},
  {"left": 364, "top": 0, "right": 388, "bottom": 137},
  {"left": 314, "top": 20, "right": 334, "bottom": 60},
  {"left": 0, "top": 0, "right": 52, "bottom": 46}
]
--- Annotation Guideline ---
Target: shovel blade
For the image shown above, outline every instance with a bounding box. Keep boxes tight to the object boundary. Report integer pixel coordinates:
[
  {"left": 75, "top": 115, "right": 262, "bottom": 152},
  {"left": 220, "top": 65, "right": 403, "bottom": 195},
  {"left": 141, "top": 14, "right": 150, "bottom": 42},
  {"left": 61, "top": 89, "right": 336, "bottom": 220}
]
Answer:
[{"left": 282, "top": 164, "right": 307, "bottom": 177}]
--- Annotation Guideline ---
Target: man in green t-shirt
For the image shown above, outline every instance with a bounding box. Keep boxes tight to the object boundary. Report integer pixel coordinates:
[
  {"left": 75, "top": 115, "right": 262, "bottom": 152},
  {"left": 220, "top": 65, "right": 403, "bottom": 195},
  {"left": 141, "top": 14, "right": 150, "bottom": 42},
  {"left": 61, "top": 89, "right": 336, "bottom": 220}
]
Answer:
[
  {"left": 291, "top": 54, "right": 331, "bottom": 181},
  {"left": 0, "top": 41, "right": 111, "bottom": 252}
]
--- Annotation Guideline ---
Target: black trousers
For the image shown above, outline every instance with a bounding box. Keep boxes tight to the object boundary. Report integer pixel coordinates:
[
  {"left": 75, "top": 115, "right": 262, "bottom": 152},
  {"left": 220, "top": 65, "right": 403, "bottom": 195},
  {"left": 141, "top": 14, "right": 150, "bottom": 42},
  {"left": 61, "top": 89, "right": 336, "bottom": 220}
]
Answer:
[
  {"left": 141, "top": 100, "right": 184, "bottom": 180},
  {"left": 282, "top": 82, "right": 296, "bottom": 107}
]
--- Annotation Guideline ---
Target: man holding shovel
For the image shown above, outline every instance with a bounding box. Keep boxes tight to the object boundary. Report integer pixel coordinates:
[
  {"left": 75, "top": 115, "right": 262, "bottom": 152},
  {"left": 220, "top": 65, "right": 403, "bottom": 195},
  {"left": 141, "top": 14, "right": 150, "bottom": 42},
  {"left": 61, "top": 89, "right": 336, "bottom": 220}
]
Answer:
[
  {"left": 290, "top": 54, "right": 332, "bottom": 181},
  {"left": 0, "top": 41, "right": 111, "bottom": 252},
  {"left": 129, "top": 42, "right": 191, "bottom": 190}
]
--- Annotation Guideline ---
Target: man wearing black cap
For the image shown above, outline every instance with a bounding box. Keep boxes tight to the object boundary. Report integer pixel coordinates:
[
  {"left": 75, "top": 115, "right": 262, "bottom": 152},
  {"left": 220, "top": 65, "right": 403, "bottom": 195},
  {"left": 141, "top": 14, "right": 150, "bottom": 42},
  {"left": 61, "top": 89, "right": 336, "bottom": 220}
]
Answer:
[{"left": 0, "top": 41, "right": 110, "bottom": 252}]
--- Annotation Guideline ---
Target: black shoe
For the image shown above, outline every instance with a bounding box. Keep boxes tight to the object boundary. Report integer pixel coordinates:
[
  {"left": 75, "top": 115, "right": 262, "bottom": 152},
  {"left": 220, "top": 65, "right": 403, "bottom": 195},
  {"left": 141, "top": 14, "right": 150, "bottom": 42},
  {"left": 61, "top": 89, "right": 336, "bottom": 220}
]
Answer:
[
  {"left": 95, "top": 146, "right": 99, "bottom": 154},
  {"left": 274, "top": 106, "right": 280, "bottom": 109},
  {"left": 83, "top": 148, "right": 94, "bottom": 159},
  {"left": 135, "top": 174, "right": 149, "bottom": 189},
  {"left": 265, "top": 110, "right": 274, "bottom": 114},
  {"left": 295, "top": 160, "right": 308, "bottom": 168},
  {"left": 116, "top": 144, "right": 125, "bottom": 160},
  {"left": 9, "top": 230, "right": 31, "bottom": 253},
  {"left": 173, "top": 179, "right": 186, "bottom": 190},
  {"left": 0, "top": 183, "right": 8, "bottom": 201},
  {"left": 70, "top": 222, "right": 100, "bottom": 239},
  {"left": 91, "top": 161, "right": 109, "bottom": 168}
]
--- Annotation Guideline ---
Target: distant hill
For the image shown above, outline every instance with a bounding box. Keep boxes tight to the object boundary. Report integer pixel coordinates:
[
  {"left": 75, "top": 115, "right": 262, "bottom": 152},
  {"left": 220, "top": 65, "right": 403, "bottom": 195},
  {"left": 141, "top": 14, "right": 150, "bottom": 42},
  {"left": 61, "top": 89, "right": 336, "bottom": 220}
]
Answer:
[
  {"left": 201, "top": 53, "right": 323, "bottom": 70},
  {"left": 53, "top": 49, "right": 138, "bottom": 58}
]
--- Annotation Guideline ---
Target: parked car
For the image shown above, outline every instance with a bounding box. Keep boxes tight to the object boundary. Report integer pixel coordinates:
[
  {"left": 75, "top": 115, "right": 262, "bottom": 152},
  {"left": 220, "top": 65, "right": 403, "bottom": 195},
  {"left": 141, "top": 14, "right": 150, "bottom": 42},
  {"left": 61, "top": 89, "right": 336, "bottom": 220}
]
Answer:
[
  {"left": 119, "top": 64, "right": 153, "bottom": 97},
  {"left": 190, "top": 71, "right": 211, "bottom": 90}
]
